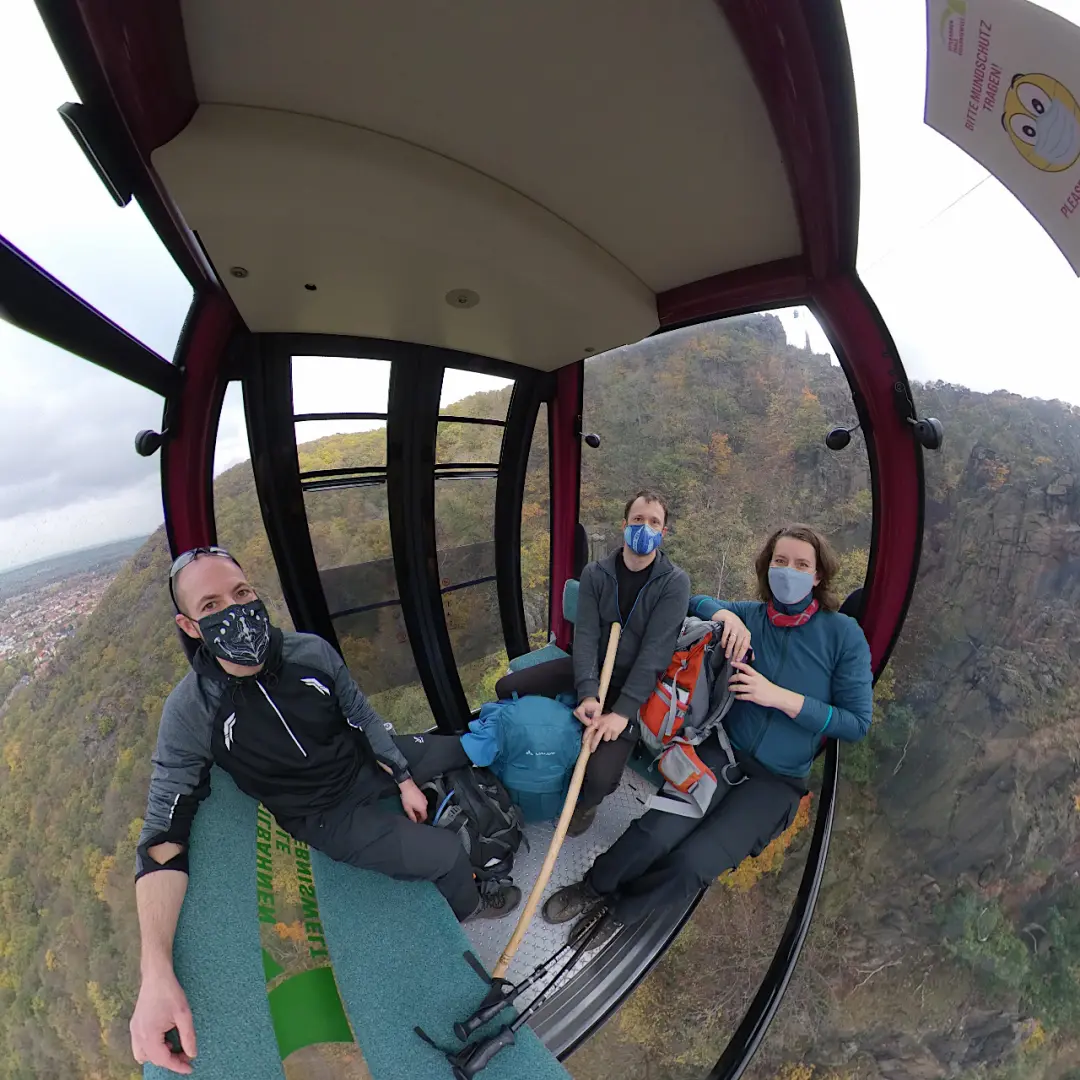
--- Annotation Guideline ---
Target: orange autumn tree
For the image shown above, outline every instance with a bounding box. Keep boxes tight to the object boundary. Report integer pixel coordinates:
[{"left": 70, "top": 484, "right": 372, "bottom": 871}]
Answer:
[{"left": 719, "top": 794, "right": 813, "bottom": 892}]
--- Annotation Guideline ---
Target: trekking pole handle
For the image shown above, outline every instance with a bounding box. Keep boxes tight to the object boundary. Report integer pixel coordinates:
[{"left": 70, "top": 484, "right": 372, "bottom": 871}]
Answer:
[
  {"left": 491, "top": 623, "right": 621, "bottom": 981},
  {"left": 450, "top": 1025, "right": 517, "bottom": 1079}
]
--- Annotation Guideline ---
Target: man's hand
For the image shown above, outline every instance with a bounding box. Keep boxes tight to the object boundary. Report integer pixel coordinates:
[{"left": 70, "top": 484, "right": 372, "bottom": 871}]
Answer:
[
  {"left": 130, "top": 968, "right": 196, "bottom": 1075},
  {"left": 399, "top": 778, "right": 428, "bottom": 823},
  {"left": 585, "top": 711, "right": 628, "bottom": 752},
  {"left": 711, "top": 609, "right": 752, "bottom": 661},
  {"left": 574, "top": 696, "right": 602, "bottom": 725}
]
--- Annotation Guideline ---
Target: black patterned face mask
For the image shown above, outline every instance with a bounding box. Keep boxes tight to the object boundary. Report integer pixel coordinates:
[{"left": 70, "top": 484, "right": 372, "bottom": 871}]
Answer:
[{"left": 197, "top": 598, "right": 272, "bottom": 666}]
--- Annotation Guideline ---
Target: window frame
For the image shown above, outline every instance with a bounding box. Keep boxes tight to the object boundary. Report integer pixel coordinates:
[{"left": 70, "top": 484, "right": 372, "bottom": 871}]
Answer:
[{"left": 240, "top": 333, "right": 551, "bottom": 733}]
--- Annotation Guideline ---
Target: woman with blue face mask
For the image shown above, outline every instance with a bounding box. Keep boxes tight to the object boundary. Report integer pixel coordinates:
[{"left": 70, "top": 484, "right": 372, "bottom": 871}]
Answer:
[
  {"left": 695, "top": 524, "right": 873, "bottom": 760},
  {"left": 543, "top": 523, "right": 873, "bottom": 950}
]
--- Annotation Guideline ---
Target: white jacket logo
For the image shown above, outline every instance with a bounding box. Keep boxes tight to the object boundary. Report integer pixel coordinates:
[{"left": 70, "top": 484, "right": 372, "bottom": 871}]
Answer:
[
  {"left": 301, "top": 677, "right": 330, "bottom": 697},
  {"left": 223, "top": 712, "right": 237, "bottom": 751}
]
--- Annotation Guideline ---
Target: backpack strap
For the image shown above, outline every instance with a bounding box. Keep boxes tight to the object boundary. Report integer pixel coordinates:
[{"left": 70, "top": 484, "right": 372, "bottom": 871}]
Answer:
[
  {"left": 647, "top": 637, "right": 746, "bottom": 816},
  {"left": 713, "top": 723, "right": 745, "bottom": 787}
]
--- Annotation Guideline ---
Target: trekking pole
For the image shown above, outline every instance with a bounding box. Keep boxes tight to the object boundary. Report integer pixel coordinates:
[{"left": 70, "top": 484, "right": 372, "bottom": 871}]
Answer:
[
  {"left": 453, "top": 929, "right": 588, "bottom": 1040},
  {"left": 436, "top": 910, "right": 608, "bottom": 1079},
  {"left": 490, "top": 622, "right": 621, "bottom": 981}
]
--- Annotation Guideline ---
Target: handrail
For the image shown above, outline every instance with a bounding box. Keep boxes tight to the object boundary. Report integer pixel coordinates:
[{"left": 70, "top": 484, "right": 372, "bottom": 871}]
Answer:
[{"left": 0, "top": 234, "right": 179, "bottom": 398}]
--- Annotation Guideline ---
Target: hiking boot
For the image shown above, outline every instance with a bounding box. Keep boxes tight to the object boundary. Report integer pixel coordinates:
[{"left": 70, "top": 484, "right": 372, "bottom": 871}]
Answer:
[
  {"left": 542, "top": 878, "right": 603, "bottom": 925},
  {"left": 567, "top": 803, "right": 597, "bottom": 837},
  {"left": 466, "top": 882, "right": 522, "bottom": 921},
  {"left": 570, "top": 910, "right": 624, "bottom": 952}
]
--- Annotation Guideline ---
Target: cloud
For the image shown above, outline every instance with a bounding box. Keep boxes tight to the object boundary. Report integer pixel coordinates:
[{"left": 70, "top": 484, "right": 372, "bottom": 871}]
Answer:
[{"left": 0, "top": 323, "right": 164, "bottom": 521}]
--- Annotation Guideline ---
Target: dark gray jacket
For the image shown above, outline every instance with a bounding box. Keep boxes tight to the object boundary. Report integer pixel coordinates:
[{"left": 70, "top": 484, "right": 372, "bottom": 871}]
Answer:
[
  {"left": 135, "top": 629, "right": 409, "bottom": 880},
  {"left": 572, "top": 548, "right": 691, "bottom": 721}
]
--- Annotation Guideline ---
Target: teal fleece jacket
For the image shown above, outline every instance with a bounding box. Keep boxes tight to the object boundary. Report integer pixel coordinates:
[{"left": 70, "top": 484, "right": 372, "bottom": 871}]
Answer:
[{"left": 689, "top": 593, "right": 873, "bottom": 778}]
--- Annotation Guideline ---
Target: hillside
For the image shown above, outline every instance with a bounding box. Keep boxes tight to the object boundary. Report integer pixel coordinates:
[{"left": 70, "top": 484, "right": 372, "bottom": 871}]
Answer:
[
  {"left": 0, "top": 536, "right": 149, "bottom": 602},
  {"left": 0, "top": 314, "right": 1077, "bottom": 1080}
]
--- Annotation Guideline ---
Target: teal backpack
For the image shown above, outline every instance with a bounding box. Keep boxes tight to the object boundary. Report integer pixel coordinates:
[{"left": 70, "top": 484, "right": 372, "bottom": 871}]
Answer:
[{"left": 470, "top": 694, "right": 582, "bottom": 822}]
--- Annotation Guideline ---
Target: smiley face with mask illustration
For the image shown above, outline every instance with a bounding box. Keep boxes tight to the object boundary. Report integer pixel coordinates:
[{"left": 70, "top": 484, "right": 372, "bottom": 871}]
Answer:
[{"left": 1001, "top": 72, "right": 1080, "bottom": 173}]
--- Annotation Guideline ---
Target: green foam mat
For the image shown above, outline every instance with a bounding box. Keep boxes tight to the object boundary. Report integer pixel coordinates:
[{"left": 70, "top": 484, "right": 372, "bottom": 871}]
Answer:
[
  {"left": 145, "top": 768, "right": 285, "bottom": 1080},
  {"left": 310, "top": 847, "right": 572, "bottom": 1080}
]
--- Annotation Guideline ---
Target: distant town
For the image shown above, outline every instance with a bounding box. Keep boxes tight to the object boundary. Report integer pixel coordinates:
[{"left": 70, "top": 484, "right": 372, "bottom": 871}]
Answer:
[
  {"left": 0, "top": 569, "right": 118, "bottom": 673},
  {"left": 0, "top": 535, "right": 147, "bottom": 681}
]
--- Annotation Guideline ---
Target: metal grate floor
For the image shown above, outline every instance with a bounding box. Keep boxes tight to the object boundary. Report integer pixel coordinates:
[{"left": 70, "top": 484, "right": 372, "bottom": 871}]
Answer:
[{"left": 462, "top": 767, "right": 658, "bottom": 1011}]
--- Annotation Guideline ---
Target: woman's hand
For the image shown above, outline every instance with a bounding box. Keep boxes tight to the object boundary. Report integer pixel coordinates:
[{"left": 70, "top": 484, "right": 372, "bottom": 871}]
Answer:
[
  {"left": 729, "top": 661, "right": 804, "bottom": 718},
  {"left": 711, "top": 610, "right": 752, "bottom": 661}
]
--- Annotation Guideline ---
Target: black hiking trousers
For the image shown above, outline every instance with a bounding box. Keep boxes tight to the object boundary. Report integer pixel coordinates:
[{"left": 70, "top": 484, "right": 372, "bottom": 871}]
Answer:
[
  {"left": 587, "top": 735, "right": 807, "bottom": 926},
  {"left": 277, "top": 733, "right": 480, "bottom": 920},
  {"left": 495, "top": 656, "right": 634, "bottom": 812}
]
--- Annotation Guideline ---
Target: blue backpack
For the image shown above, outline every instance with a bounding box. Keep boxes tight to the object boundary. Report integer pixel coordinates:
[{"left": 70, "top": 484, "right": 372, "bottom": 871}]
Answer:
[{"left": 463, "top": 695, "right": 582, "bottom": 822}]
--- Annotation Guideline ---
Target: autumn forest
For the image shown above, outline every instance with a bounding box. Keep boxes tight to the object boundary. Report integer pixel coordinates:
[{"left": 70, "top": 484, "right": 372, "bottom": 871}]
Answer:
[{"left": 1, "top": 314, "right": 1079, "bottom": 1079}]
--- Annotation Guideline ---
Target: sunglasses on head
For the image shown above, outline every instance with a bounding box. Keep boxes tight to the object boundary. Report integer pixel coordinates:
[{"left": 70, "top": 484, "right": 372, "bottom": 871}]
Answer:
[{"left": 168, "top": 546, "right": 240, "bottom": 612}]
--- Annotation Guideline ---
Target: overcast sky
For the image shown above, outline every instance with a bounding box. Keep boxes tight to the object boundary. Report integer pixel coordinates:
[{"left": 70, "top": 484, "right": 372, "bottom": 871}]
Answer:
[{"left": 2, "top": 0, "right": 1078, "bottom": 571}]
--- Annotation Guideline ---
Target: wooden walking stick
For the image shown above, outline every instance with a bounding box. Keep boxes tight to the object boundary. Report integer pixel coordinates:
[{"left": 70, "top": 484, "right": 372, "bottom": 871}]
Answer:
[{"left": 491, "top": 622, "right": 622, "bottom": 980}]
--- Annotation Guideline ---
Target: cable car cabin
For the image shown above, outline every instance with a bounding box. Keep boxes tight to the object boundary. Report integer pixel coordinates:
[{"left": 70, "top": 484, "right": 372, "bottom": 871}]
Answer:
[{"left": 5, "top": 1, "right": 931, "bottom": 1078}]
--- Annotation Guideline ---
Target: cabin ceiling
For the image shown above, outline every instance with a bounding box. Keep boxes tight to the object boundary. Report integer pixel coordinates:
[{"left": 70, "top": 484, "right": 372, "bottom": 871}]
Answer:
[{"left": 153, "top": 0, "right": 803, "bottom": 369}]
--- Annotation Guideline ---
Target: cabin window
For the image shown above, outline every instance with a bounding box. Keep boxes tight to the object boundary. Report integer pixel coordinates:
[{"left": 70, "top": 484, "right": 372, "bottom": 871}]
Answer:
[
  {"left": 214, "top": 381, "right": 289, "bottom": 626},
  {"left": 0, "top": 324, "right": 174, "bottom": 1068},
  {"left": 521, "top": 402, "right": 551, "bottom": 645},
  {"left": 434, "top": 470, "right": 500, "bottom": 709},
  {"left": 288, "top": 353, "right": 435, "bottom": 731},
  {"left": 0, "top": 1, "right": 192, "bottom": 359},
  {"left": 434, "top": 371, "right": 513, "bottom": 708},
  {"left": 569, "top": 306, "right": 874, "bottom": 1070},
  {"left": 293, "top": 355, "right": 389, "bottom": 468}
]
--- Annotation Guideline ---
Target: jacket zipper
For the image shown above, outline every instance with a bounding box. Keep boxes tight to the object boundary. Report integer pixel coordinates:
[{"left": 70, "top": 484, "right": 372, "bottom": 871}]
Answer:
[
  {"left": 750, "top": 627, "right": 792, "bottom": 757},
  {"left": 256, "top": 680, "right": 308, "bottom": 758}
]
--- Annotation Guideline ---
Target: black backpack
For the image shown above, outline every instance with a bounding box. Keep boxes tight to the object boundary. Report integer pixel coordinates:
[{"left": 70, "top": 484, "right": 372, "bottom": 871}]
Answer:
[{"left": 421, "top": 766, "right": 526, "bottom": 881}]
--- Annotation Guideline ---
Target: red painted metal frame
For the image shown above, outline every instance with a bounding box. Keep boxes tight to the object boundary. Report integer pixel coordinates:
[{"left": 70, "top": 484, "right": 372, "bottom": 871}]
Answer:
[
  {"left": 37, "top": 1, "right": 239, "bottom": 558},
  {"left": 657, "top": 257, "right": 809, "bottom": 331},
  {"left": 650, "top": 0, "right": 921, "bottom": 676},
  {"left": 70, "top": 0, "right": 195, "bottom": 152},
  {"left": 36, "top": 0, "right": 215, "bottom": 287},
  {"left": 160, "top": 294, "right": 238, "bottom": 555},
  {"left": 716, "top": 0, "right": 855, "bottom": 279},
  {"left": 548, "top": 362, "right": 583, "bottom": 651},
  {"left": 810, "top": 276, "right": 922, "bottom": 670}
]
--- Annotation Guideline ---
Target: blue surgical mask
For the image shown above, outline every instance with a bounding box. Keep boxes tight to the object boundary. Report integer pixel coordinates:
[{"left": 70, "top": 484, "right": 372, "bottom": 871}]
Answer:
[
  {"left": 1035, "top": 97, "right": 1080, "bottom": 170},
  {"left": 624, "top": 523, "right": 663, "bottom": 556},
  {"left": 768, "top": 566, "right": 815, "bottom": 606}
]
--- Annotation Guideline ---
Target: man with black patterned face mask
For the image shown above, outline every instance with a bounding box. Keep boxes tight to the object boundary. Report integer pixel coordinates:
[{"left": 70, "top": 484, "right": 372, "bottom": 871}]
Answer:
[{"left": 129, "top": 548, "right": 520, "bottom": 1075}]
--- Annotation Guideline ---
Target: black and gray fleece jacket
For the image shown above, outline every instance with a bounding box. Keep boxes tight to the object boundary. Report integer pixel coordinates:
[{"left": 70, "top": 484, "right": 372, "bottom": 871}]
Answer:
[
  {"left": 134, "top": 628, "right": 409, "bottom": 881},
  {"left": 572, "top": 548, "right": 691, "bottom": 721}
]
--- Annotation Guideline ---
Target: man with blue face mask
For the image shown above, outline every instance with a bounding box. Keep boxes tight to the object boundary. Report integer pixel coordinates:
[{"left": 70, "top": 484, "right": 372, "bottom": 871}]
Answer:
[
  {"left": 570, "top": 491, "right": 691, "bottom": 832},
  {"left": 129, "top": 548, "right": 521, "bottom": 1073},
  {"left": 498, "top": 490, "right": 691, "bottom": 836}
]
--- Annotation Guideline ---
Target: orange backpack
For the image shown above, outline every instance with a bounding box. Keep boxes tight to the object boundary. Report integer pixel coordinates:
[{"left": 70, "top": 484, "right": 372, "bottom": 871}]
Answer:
[{"left": 638, "top": 616, "right": 743, "bottom": 817}]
